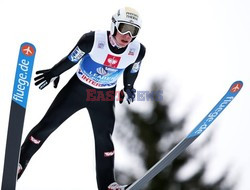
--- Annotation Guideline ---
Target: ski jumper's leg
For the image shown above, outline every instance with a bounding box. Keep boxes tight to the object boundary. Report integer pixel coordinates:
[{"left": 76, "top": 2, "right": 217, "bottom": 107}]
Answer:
[
  {"left": 18, "top": 75, "right": 87, "bottom": 178},
  {"left": 87, "top": 88, "right": 116, "bottom": 190}
]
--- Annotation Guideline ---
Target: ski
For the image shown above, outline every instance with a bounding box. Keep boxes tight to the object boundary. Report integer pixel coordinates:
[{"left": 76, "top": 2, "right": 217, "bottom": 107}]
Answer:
[
  {"left": 1, "top": 42, "right": 36, "bottom": 190},
  {"left": 126, "top": 81, "right": 243, "bottom": 190}
]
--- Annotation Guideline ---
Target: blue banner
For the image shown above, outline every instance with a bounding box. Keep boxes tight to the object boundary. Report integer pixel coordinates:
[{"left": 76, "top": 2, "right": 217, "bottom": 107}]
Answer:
[
  {"left": 187, "top": 81, "right": 243, "bottom": 138},
  {"left": 12, "top": 42, "right": 36, "bottom": 108}
]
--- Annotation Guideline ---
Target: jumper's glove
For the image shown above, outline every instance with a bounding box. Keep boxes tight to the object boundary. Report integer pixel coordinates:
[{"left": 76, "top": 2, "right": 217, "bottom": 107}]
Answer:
[
  {"left": 34, "top": 69, "right": 60, "bottom": 90},
  {"left": 119, "top": 87, "right": 136, "bottom": 104}
]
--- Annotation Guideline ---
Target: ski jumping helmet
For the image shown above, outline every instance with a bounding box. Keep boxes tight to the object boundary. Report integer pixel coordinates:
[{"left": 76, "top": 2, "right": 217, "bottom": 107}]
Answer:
[{"left": 111, "top": 7, "right": 142, "bottom": 38}]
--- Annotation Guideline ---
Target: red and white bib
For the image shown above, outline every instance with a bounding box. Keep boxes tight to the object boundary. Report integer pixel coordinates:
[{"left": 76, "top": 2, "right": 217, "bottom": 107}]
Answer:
[{"left": 76, "top": 31, "right": 140, "bottom": 89}]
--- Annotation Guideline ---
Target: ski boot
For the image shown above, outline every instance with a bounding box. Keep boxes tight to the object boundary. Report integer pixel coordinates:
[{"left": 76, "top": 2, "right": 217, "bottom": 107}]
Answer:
[{"left": 108, "top": 182, "right": 128, "bottom": 190}]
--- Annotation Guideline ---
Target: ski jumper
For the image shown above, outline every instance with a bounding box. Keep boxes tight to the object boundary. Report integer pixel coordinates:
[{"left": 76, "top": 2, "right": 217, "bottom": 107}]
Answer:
[{"left": 19, "top": 31, "right": 146, "bottom": 190}]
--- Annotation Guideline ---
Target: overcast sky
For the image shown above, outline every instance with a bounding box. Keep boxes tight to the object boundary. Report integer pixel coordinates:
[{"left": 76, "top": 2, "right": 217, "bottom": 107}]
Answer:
[{"left": 0, "top": 0, "right": 249, "bottom": 189}]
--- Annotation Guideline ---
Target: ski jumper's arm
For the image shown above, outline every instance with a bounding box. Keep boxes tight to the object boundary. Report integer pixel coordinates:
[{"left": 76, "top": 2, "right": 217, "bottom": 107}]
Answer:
[
  {"left": 119, "top": 43, "right": 146, "bottom": 104},
  {"left": 123, "top": 43, "right": 146, "bottom": 90},
  {"left": 50, "top": 31, "right": 94, "bottom": 76},
  {"left": 35, "top": 32, "right": 95, "bottom": 89}
]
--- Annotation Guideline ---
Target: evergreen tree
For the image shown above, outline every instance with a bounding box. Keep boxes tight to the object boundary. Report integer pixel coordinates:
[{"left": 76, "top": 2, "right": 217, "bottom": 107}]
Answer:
[{"left": 115, "top": 82, "right": 234, "bottom": 190}]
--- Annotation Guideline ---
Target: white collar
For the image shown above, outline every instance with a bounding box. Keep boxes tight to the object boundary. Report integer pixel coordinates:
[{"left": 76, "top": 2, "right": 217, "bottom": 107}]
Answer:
[{"left": 109, "top": 34, "right": 123, "bottom": 49}]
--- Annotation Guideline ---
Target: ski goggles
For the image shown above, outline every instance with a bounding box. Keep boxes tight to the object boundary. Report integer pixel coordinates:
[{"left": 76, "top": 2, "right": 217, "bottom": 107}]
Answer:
[{"left": 116, "top": 22, "right": 140, "bottom": 38}]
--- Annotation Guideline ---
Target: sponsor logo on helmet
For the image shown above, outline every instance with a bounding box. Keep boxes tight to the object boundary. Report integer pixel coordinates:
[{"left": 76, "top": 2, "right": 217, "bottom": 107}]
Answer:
[
  {"left": 125, "top": 7, "right": 139, "bottom": 21},
  {"left": 126, "top": 12, "right": 139, "bottom": 21}
]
